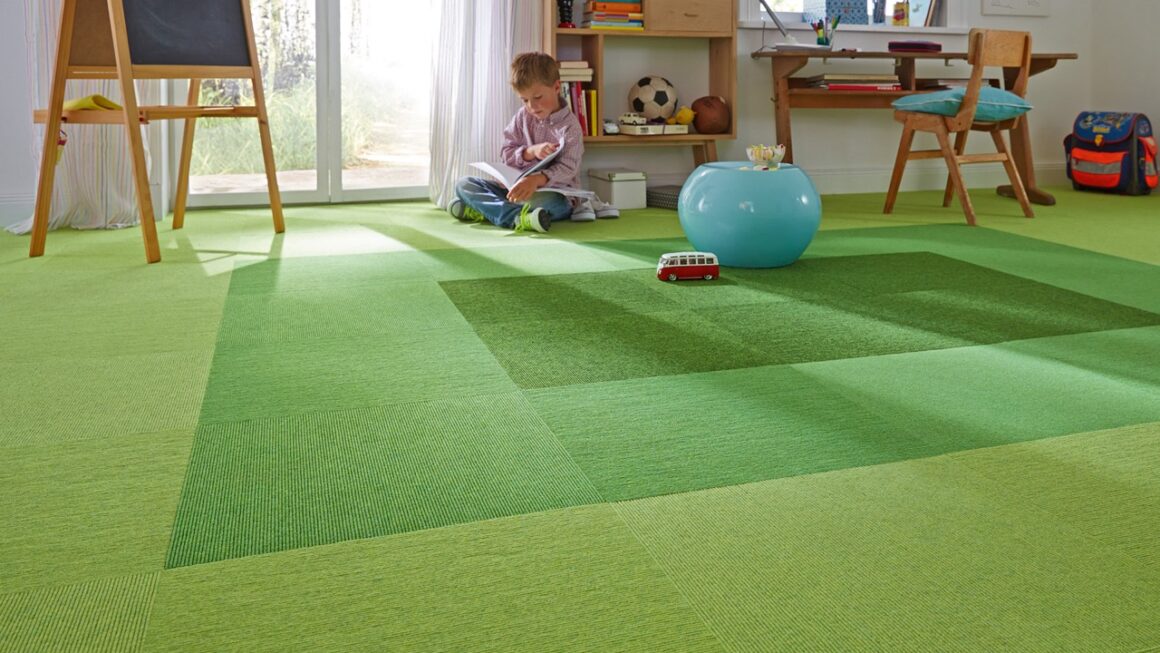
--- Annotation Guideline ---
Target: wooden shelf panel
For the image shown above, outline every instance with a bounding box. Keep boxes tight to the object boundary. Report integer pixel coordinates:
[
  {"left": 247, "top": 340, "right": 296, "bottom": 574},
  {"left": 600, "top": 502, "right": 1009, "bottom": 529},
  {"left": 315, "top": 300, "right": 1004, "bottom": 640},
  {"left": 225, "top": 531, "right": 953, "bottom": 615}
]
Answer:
[
  {"left": 585, "top": 133, "right": 734, "bottom": 144},
  {"left": 35, "top": 105, "right": 260, "bottom": 124},
  {"left": 556, "top": 28, "right": 733, "bottom": 38}
]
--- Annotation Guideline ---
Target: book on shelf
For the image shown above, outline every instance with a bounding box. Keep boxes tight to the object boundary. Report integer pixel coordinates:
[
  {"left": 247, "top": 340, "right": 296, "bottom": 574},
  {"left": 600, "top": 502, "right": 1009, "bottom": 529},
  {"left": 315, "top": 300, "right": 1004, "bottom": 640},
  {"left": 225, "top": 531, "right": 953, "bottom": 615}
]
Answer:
[
  {"left": 583, "top": 21, "right": 645, "bottom": 30},
  {"left": 586, "top": 89, "right": 598, "bottom": 137},
  {"left": 806, "top": 73, "right": 899, "bottom": 86},
  {"left": 823, "top": 83, "right": 904, "bottom": 91},
  {"left": 584, "top": 11, "right": 644, "bottom": 20},
  {"left": 469, "top": 136, "right": 595, "bottom": 199},
  {"left": 558, "top": 60, "right": 590, "bottom": 69},
  {"left": 560, "top": 70, "right": 594, "bottom": 82},
  {"left": 586, "top": 1, "right": 641, "bottom": 11}
]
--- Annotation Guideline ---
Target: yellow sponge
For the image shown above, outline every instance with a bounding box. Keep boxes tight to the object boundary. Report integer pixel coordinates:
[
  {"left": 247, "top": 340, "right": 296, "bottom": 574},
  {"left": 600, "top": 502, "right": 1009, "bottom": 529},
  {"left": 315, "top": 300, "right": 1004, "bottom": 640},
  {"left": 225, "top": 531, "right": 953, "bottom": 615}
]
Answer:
[{"left": 62, "top": 94, "right": 122, "bottom": 111}]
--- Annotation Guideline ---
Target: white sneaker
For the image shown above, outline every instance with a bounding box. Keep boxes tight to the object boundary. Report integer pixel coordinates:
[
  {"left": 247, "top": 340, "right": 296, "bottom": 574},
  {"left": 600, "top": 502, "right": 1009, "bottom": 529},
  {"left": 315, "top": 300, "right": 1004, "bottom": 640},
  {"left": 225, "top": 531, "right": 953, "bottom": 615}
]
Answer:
[
  {"left": 592, "top": 197, "right": 620, "bottom": 219},
  {"left": 571, "top": 200, "right": 596, "bottom": 221}
]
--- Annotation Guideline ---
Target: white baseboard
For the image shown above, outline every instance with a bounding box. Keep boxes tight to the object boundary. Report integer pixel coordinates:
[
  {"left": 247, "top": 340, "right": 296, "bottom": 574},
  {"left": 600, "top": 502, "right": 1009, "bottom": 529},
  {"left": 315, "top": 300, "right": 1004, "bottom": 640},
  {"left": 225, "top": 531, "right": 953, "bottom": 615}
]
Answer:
[{"left": 0, "top": 193, "right": 33, "bottom": 228}]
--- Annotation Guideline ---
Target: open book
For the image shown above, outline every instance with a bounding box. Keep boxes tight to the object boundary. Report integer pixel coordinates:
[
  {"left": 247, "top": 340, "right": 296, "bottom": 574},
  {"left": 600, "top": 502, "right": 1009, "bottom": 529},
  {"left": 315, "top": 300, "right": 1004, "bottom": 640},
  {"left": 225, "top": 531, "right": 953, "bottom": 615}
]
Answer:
[{"left": 470, "top": 137, "right": 595, "bottom": 199}]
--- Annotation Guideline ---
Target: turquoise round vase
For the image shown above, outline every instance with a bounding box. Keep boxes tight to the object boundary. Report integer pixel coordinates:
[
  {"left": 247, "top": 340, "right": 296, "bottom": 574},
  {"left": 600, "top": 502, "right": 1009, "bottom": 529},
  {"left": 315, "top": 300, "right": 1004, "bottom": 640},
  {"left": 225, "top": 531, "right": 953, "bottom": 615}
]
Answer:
[{"left": 678, "top": 162, "right": 822, "bottom": 268}]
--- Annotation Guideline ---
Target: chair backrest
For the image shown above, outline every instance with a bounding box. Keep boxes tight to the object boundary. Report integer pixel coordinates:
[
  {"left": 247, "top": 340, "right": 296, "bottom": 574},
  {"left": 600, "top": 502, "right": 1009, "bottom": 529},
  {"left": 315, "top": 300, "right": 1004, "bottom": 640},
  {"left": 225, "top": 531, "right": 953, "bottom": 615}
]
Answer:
[{"left": 949, "top": 29, "right": 1032, "bottom": 130}]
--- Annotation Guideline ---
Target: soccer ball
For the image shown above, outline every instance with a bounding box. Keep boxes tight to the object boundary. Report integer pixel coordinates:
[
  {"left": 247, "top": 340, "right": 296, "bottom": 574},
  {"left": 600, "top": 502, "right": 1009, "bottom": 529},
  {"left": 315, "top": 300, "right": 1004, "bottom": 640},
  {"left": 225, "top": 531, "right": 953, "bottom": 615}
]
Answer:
[{"left": 628, "top": 76, "right": 678, "bottom": 121}]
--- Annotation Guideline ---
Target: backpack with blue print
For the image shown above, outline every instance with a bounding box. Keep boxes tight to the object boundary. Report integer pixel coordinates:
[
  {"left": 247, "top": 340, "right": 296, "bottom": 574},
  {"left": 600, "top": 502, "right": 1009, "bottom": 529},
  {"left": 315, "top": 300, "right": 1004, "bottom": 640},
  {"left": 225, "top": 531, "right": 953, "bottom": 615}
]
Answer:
[{"left": 1064, "top": 112, "right": 1158, "bottom": 195}]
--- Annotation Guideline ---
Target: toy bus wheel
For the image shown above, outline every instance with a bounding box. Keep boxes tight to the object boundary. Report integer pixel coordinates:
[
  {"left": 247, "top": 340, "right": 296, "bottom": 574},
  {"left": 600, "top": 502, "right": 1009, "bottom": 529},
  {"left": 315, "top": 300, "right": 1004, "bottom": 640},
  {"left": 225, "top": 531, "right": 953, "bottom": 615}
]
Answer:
[
  {"left": 667, "top": 273, "right": 678, "bottom": 281},
  {"left": 704, "top": 274, "right": 714, "bottom": 280}
]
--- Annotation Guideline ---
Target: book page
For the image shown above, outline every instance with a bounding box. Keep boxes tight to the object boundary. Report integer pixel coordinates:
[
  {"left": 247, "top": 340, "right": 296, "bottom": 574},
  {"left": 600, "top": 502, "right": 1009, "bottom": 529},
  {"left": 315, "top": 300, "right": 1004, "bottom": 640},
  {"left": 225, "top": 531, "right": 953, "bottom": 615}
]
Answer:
[{"left": 469, "top": 136, "right": 594, "bottom": 199}]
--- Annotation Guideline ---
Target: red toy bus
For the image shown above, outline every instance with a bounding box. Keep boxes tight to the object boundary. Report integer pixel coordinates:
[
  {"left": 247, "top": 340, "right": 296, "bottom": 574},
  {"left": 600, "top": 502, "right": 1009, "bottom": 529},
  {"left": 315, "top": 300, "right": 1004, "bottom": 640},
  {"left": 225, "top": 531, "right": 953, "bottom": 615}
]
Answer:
[{"left": 657, "top": 251, "right": 719, "bottom": 281}]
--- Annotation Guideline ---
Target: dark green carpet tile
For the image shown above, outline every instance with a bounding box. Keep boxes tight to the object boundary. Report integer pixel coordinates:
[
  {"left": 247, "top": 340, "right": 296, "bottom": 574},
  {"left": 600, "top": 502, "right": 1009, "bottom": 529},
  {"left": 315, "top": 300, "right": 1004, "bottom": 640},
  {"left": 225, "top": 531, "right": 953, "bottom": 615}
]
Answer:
[
  {"left": 442, "top": 251, "right": 1160, "bottom": 389},
  {"left": 167, "top": 394, "right": 601, "bottom": 567},
  {"left": 950, "top": 422, "right": 1160, "bottom": 571},
  {"left": 616, "top": 437, "right": 1160, "bottom": 652},
  {"left": 804, "top": 223, "right": 1160, "bottom": 313},
  {"left": 0, "top": 431, "right": 192, "bottom": 593},
  {"left": 151, "top": 505, "right": 722, "bottom": 652},
  {"left": 1, "top": 349, "right": 214, "bottom": 446},
  {"left": 526, "top": 366, "right": 944, "bottom": 502},
  {"left": 0, "top": 574, "right": 157, "bottom": 652}
]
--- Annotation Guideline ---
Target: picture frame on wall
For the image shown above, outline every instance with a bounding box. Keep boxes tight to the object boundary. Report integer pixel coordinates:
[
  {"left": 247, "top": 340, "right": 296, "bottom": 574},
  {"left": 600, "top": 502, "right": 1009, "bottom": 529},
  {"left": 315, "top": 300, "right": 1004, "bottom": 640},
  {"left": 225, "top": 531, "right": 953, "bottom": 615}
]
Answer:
[{"left": 981, "top": 0, "right": 1050, "bottom": 17}]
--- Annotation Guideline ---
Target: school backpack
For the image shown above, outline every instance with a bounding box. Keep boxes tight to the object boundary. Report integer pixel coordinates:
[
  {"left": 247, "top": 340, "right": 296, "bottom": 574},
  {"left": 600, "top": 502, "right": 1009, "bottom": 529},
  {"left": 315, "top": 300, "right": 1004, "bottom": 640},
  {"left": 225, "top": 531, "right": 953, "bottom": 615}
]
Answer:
[{"left": 1064, "top": 111, "right": 1158, "bottom": 195}]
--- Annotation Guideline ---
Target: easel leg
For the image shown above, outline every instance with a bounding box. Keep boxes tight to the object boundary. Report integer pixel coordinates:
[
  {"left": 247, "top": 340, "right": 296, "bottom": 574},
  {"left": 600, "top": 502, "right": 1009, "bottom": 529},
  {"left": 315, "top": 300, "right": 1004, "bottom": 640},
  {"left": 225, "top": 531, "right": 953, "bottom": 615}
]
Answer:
[
  {"left": 30, "top": 0, "right": 80, "bottom": 258},
  {"left": 250, "top": 75, "right": 284, "bottom": 233},
  {"left": 173, "top": 78, "right": 200, "bottom": 230},
  {"left": 106, "top": 0, "right": 161, "bottom": 262}
]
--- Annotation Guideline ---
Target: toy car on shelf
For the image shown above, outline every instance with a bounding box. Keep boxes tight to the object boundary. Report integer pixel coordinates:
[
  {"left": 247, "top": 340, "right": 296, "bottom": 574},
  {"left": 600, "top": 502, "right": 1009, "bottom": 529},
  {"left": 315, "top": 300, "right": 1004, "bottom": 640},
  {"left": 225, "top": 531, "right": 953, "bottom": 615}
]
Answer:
[
  {"left": 657, "top": 251, "right": 719, "bottom": 281},
  {"left": 618, "top": 112, "right": 648, "bottom": 126}
]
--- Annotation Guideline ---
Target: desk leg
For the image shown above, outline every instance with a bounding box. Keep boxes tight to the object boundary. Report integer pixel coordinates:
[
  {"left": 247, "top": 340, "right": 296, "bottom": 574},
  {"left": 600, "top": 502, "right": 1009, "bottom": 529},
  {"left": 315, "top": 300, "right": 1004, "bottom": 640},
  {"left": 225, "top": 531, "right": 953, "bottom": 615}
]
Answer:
[
  {"left": 771, "top": 57, "right": 807, "bottom": 164},
  {"left": 997, "top": 66, "right": 1056, "bottom": 206},
  {"left": 692, "top": 141, "right": 718, "bottom": 166}
]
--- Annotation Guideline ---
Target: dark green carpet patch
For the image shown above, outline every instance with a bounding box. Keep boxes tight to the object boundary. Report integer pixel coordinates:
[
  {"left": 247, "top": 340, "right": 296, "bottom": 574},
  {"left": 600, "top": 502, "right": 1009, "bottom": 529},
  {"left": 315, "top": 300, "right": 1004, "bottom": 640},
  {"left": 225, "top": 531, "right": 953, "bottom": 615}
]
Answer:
[{"left": 441, "top": 252, "right": 1160, "bottom": 388}]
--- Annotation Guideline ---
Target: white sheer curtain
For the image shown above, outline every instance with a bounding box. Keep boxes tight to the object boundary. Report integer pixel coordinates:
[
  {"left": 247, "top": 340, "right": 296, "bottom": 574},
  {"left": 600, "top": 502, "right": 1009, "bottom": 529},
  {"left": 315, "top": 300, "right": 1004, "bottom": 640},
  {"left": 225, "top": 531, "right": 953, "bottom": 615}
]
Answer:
[
  {"left": 8, "top": 0, "right": 159, "bottom": 235},
  {"left": 428, "top": 0, "right": 543, "bottom": 208}
]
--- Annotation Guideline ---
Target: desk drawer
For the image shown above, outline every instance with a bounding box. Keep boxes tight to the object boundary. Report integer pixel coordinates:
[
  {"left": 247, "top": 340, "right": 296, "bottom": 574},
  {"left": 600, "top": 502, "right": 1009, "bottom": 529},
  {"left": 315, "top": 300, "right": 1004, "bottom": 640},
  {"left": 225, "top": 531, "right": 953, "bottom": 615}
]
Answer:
[{"left": 647, "top": 0, "right": 733, "bottom": 33}]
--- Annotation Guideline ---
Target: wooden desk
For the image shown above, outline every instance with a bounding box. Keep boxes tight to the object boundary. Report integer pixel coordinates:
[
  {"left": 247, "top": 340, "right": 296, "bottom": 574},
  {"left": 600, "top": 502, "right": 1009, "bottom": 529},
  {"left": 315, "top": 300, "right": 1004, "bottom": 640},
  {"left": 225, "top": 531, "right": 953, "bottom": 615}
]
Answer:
[{"left": 751, "top": 49, "right": 1077, "bottom": 205}]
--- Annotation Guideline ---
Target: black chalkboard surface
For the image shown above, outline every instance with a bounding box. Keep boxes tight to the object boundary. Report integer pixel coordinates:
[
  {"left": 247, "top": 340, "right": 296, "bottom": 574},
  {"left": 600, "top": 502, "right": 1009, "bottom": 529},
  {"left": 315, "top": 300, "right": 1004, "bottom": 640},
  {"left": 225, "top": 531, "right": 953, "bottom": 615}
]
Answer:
[{"left": 122, "top": 0, "right": 251, "bottom": 67}]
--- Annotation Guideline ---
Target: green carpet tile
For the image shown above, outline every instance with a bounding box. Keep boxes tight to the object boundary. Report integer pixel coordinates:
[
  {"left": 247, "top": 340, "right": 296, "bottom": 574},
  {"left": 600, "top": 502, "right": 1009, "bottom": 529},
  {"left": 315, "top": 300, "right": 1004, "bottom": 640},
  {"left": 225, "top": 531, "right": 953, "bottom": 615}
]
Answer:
[
  {"left": 197, "top": 326, "right": 517, "bottom": 424},
  {"left": 150, "top": 505, "right": 722, "bottom": 652},
  {"left": 616, "top": 423, "right": 1160, "bottom": 652},
  {"left": 442, "top": 251, "right": 1160, "bottom": 389},
  {"left": 528, "top": 327, "right": 1160, "bottom": 502},
  {"left": 0, "top": 431, "right": 193, "bottom": 593},
  {"left": 1, "top": 349, "right": 214, "bottom": 446},
  {"left": 168, "top": 393, "right": 601, "bottom": 567},
  {"left": 794, "top": 326, "right": 1160, "bottom": 445},
  {"left": 951, "top": 422, "right": 1160, "bottom": 571},
  {"left": 527, "top": 365, "right": 944, "bottom": 502},
  {"left": 0, "top": 573, "right": 158, "bottom": 652}
]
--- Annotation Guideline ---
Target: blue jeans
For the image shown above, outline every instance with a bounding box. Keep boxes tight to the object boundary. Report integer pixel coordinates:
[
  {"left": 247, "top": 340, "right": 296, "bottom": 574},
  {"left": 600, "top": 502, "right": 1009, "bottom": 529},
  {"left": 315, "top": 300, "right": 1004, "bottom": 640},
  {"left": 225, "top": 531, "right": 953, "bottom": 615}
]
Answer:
[{"left": 454, "top": 177, "right": 573, "bottom": 228}]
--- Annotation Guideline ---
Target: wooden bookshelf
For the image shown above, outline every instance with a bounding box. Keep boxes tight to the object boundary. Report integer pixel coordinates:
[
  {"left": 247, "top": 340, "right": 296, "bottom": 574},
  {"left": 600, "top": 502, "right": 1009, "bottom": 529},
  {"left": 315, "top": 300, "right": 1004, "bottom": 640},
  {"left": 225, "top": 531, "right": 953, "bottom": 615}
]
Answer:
[{"left": 542, "top": 0, "right": 737, "bottom": 164}]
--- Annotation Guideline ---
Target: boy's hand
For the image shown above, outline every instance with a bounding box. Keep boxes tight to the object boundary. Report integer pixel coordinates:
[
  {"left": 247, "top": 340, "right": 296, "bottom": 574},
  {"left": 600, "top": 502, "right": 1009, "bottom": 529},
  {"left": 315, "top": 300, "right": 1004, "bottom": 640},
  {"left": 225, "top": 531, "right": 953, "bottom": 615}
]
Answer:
[
  {"left": 507, "top": 173, "right": 546, "bottom": 203},
  {"left": 524, "top": 141, "right": 559, "bottom": 161}
]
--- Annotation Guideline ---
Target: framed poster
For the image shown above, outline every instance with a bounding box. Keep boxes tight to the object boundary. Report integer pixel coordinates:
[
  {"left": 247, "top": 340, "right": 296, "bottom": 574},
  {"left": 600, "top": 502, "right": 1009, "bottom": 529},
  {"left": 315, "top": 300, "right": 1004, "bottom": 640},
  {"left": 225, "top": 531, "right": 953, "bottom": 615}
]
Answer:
[{"left": 981, "top": 0, "right": 1050, "bottom": 17}]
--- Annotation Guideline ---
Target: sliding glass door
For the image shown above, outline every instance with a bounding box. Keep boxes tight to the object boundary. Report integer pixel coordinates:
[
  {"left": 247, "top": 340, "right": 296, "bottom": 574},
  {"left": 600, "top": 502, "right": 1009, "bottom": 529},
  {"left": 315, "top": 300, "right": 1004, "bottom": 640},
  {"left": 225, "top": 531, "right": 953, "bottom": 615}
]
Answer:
[{"left": 185, "top": 0, "right": 431, "bottom": 206}]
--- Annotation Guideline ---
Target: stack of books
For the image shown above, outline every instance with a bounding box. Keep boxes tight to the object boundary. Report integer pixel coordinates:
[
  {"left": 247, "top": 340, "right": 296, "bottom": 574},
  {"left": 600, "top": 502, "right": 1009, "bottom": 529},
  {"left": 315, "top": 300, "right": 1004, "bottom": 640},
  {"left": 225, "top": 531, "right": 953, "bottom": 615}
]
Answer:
[
  {"left": 559, "top": 61, "right": 593, "bottom": 83},
  {"left": 806, "top": 73, "right": 901, "bottom": 91},
  {"left": 583, "top": 1, "right": 644, "bottom": 30}
]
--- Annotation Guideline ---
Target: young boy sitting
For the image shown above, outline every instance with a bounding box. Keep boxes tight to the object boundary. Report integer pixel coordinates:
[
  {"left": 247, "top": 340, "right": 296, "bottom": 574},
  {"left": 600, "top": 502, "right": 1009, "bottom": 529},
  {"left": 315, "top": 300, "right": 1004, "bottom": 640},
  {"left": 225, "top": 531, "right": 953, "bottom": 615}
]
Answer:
[{"left": 448, "top": 51, "right": 618, "bottom": 232}]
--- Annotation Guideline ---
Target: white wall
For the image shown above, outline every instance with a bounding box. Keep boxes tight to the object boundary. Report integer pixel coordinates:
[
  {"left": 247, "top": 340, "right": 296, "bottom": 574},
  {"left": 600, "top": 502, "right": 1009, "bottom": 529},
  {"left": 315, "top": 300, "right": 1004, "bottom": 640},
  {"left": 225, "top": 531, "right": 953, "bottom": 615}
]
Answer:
[
  {"left": 1091, "top": 1, "right": 1160, "bottom": 122},
  {"left": 0, "top": 4, "right": 35, "bottom": 226}
]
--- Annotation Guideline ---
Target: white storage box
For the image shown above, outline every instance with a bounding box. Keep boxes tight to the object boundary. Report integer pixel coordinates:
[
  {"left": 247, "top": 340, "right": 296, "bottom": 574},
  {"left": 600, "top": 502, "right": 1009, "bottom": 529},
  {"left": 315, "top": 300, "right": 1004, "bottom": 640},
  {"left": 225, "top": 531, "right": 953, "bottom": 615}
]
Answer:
[{"left": 588, "top": 168, "right": 647, "bottom": 209}]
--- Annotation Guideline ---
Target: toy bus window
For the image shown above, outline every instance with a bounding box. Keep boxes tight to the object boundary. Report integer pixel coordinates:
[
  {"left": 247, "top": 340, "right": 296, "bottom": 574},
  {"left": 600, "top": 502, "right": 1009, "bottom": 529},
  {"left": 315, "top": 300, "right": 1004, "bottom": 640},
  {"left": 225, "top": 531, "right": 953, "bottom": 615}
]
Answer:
[{"left": 696, "top": 257, "right": 705, "bottom": 264}]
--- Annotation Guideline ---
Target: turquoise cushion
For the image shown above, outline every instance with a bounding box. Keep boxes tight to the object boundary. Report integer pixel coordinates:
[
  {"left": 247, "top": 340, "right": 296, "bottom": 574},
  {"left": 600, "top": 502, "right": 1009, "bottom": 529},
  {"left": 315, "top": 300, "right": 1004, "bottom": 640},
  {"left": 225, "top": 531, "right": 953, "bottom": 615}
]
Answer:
[{"left": 892, "top": 86, "right": 1032, "bottom": 121}]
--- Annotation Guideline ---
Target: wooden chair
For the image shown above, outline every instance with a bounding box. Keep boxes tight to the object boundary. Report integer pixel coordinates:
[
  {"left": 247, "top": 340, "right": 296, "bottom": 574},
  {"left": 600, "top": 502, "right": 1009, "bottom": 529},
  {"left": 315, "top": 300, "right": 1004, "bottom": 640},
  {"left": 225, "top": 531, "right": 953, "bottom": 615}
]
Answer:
[{"left": 884, "top": 29, "right": 1035, "bottom": 226}]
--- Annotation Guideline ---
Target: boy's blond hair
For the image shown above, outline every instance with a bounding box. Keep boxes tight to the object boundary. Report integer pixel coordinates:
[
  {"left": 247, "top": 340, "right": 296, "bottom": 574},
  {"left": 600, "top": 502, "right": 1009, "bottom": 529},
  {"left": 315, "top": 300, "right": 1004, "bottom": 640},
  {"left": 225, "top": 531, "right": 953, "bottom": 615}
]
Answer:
[{"left": 510, "top": 52, "right": 560, "bottom": 90}]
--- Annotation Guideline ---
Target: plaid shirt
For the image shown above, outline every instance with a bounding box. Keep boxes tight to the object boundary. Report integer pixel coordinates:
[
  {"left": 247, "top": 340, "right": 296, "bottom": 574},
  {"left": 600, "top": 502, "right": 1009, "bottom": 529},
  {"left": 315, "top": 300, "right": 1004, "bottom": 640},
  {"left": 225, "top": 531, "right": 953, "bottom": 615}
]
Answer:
[{"left": 500, "top": 102, "right": 584, "bottom": 192}]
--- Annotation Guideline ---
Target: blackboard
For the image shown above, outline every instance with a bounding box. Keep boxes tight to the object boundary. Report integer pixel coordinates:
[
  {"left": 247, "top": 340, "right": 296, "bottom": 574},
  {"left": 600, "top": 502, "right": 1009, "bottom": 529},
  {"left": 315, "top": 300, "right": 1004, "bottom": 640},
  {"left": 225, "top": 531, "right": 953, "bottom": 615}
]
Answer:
[{"left": 122, "top": 0, "right": 252, "bottom": 67}]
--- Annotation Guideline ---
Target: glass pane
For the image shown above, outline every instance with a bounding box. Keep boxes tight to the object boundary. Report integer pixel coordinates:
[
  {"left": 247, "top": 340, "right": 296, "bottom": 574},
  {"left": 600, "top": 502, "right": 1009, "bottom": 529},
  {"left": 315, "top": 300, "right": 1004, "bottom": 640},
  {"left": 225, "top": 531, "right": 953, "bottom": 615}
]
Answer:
[
  {"left": 340, "top": 0, "right": 431, "bottom": 191},
  {"left": 190, "top": 0, "right": 318, "bottom": 195}
]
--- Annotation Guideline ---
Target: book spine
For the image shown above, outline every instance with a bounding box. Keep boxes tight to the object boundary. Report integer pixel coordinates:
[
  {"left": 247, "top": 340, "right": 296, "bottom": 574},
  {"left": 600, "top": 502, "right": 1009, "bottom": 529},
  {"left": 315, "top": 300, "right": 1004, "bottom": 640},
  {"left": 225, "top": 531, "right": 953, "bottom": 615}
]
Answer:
[{"left": 587, "top": 1, "right": 642, "bottom": 11}]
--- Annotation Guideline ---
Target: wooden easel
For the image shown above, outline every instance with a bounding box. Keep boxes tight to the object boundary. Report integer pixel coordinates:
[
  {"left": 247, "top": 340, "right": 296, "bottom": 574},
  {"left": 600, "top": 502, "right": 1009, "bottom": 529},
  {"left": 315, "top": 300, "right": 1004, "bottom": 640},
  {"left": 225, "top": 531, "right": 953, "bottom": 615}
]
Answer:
[{"left": 31, "top": 0, "right": 284, "bottom": 264}]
